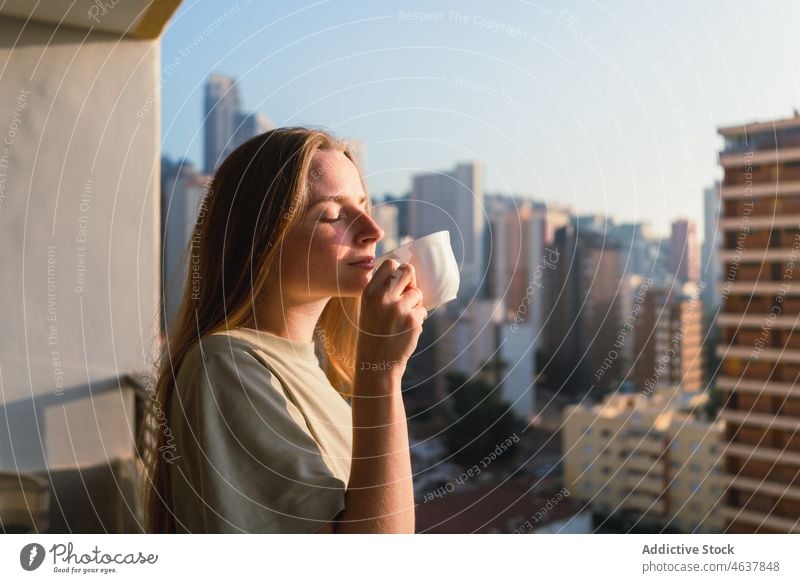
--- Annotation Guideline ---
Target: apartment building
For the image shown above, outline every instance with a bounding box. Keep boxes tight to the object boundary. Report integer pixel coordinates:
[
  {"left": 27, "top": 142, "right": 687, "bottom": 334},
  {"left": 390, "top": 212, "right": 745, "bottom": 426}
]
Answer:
[
  {"left": 563, "top": 388, "right": 725, "bottom": 533},
  {"left": 716, "top": 113, "right": 800, "bottom": 533}
]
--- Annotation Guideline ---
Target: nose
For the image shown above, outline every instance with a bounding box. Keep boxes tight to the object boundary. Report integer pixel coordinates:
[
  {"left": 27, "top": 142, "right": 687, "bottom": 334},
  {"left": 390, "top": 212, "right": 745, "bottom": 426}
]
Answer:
[{"left": 353, "top": 209, "right": 384, "bottom": 246}]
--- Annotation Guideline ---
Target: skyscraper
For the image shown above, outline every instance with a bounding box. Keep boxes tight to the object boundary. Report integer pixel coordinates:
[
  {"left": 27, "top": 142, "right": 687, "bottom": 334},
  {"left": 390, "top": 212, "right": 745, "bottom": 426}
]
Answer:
[
  {"left": 716, "top": 112, "right": 800, "bottom": 533},
  {"left": 371, "top": 201, "right": 399, "bottom": 258},
  {"left": 161, "top": 159, "right": 209, "bottom": 331},
  {"left": 544, "top": 216, "right": 625, "bottom": 395},
  {"left": 634, "top": 279, "right": 704, "bottom": 394},
  {"left": 203, "top": 74, "right": 241, "bottom": 174},
  {"left": 409, "top": 162, "right": 484, "bottom": 298},
  {"left": 702, "top": 182, "right": 723, "bottom": 315},
  {"left": 233, "top": 111, "right": 275, "bottom": 149},
  {"left": 608, "top": 221, "right": 658, "bottom": 278},
  {"left": 670, "top": 218, "right": 700, "bottom": 282}
]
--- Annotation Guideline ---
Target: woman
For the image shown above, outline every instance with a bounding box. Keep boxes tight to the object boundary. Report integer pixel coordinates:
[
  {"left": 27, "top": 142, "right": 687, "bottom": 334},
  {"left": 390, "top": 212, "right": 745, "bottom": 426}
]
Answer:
[{"left": 140, "top": 127, "right": 426, "bottom": 533}]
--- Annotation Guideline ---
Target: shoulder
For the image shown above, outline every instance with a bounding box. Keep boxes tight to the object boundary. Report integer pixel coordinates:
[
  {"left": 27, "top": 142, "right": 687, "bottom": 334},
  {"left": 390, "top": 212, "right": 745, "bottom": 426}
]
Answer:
[
  {"left": 180, "top": 330, "right": 266, "bottom": 372},
  {"left": 199, "top": 329, "right": 262, "bottom": 360},
  {"left": 175, "top": 330, "right": 281, "bottom": 398}
]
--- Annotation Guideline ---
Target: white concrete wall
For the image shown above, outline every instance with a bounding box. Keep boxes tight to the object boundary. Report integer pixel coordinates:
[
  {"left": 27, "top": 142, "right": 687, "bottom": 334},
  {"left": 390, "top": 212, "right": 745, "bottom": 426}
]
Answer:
[{"left": 0, "top": 16, "right": 161, "bottom": 470}]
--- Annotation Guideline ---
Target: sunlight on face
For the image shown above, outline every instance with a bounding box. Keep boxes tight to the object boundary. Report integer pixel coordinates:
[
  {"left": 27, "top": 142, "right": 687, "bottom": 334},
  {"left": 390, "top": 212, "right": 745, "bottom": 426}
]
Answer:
[{"left": 278, "top": 149, "right": 383, "bottom": 300}]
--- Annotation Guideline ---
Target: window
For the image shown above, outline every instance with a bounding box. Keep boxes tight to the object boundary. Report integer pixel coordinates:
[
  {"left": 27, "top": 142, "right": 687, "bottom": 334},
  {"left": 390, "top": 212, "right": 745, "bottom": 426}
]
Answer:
[{"left": 724, "top": 358, "right": 742, "bottom": 376}]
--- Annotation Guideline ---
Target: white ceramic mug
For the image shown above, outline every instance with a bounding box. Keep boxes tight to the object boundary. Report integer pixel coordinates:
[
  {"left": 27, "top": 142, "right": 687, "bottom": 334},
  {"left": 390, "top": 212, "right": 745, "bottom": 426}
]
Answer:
[{"left": 373, "top": 230, "right": 460, "bottom": 311}]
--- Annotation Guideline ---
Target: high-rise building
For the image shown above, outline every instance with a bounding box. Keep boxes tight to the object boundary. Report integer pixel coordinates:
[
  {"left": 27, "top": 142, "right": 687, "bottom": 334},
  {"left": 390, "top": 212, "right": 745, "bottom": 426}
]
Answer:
[
  {"left": 634, "top": 279, "right": 704, "bottom": 394},
  {"left": 544, "top": 216, "right": 624, "bottom": 395},
  {"left": 646, "top": 233, "right": 673, "bottom": 279},
  {"left": 461, "top": 195, "right": 569, "bottom": 420},
  {"left": 233, "top": 111, "right": 275, "bottom": 149},
  {"left": 670, "top": 218, "right": 700, "bottom": 282},
  {"left": 383, "top": 193, "right": 410, "bottom": 241},
  {"left": 371, "top": 201, "right": 399, "bottom": 258},
  {"left": 716, "top": 112, "right": 800, "bottom": 533},
  {"left": 161, "top": 159, "right": 210, "bottom": 332},
  {"left": 702, "top": 182, "right": 723, "bottom": 315},
  {"left": 485, "top": 196, "right": 535, "bottom": 315},
  {"left": 483, "top": 194, "right": 512, "bottom": 302},
  {"left": 204, "top": 74, "right": 278, "bottom": 174},
  {"left": 203, "top": 74, "right": 241, "bottom": 174},
  {"left": 409, "top": 162, "right": 484, "bottom": 298},
  {"left": 609, "top": 222, "right": 656, "bottom": 278}
]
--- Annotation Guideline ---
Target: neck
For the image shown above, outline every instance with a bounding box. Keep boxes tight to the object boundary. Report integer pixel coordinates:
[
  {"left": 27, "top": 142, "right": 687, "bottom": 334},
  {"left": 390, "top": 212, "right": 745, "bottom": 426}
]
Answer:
[{"left": 248, "top": 286, "right": 332, "bottom": 343}]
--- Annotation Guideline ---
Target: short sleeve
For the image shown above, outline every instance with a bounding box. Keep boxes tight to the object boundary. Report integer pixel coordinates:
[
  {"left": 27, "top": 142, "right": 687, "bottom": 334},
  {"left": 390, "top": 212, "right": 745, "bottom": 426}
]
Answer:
[{"left": 173, "top": 347, "right": 347, "bottom": 533}]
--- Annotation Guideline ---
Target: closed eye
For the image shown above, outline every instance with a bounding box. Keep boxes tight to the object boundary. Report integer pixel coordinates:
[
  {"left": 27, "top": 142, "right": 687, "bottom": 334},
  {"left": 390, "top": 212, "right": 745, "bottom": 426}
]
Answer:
[{"left": 319, "top": 214, "right": 344, "bottom": 223}]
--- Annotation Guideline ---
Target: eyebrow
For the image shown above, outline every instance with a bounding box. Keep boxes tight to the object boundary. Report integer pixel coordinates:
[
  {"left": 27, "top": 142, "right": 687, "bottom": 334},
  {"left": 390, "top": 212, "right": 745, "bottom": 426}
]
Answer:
[{"left": 309, "top": 195, "right": 367, "bottom": 207}]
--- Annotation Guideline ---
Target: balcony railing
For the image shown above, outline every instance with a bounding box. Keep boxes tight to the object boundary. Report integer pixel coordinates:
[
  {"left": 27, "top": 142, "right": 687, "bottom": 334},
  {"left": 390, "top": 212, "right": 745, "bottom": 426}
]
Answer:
[
  {"left": 721, "top": 505, "right": 800, "bottom": 533},
  {"left": 724, "top": 441, "right": 800, "bottom": 466},
  {"left": 0, "top": 372, "right": 150, "bottom": 533},
  {"left": 719, "top": 408, "right": 800, "bottom": 432},
  {"left": 722, "top": 473, "right": 800, "bottom": 501}
]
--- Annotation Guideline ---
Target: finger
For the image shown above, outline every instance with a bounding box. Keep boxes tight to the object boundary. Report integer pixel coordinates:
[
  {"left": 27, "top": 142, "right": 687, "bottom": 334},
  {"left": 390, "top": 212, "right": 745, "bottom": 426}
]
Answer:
[
  {"left": 405, "top": 262, "right": 417, "bottom": 290},
  {"left": 412, "top": 302, "right": 428, "bottom": 324},
  {"left": 398, "top": 286, "right": 423, "bottom": 310},
  {"left": 389, "top": 263, "right": 415, "bottom": 297},
  {"left": 370, "top": 258, "right": 400, "bottom": 288}
]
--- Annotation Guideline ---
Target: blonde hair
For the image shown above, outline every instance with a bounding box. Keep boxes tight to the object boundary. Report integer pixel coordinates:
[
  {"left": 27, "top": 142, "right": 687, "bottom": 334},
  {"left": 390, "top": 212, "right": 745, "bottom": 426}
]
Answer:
[{"left": 140, "top": 126, "right": 369, "bottom": 533}]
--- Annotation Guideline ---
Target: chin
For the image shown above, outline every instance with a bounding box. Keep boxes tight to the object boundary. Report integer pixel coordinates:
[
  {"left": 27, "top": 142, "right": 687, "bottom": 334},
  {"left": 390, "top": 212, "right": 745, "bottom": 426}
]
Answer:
[{"left": 328, "top": 275, "right": 370, "bottom": 297}]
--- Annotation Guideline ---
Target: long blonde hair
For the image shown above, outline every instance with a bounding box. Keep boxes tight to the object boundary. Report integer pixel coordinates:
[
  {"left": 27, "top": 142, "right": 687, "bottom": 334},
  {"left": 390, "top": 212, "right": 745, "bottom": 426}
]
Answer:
[{"left": 140, "top": 127, "right": 369, "bottom": 533}]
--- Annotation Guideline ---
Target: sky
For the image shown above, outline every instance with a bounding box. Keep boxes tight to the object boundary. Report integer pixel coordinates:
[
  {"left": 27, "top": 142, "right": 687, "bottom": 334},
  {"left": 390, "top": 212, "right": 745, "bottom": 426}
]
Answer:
[{"left": 160, "top": 0, "right": 800, "bottom": 239}]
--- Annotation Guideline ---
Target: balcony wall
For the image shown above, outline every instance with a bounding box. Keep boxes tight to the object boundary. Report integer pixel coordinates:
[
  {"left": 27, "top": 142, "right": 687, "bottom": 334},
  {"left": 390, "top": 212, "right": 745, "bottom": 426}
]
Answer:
[{"left": 0, "top": 2, "right": 178, "bottom": 532}]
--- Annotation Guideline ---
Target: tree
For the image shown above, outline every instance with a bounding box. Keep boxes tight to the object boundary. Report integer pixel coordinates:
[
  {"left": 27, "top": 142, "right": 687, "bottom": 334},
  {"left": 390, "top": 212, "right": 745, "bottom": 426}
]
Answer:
[{"left": 441, "top": 365, "right": 524, "bottom": 468}]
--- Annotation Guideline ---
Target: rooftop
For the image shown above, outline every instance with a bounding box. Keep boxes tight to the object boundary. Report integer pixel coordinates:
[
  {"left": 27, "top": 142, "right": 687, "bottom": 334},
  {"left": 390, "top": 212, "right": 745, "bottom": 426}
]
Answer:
[{"left": 718, "top": 111, "right": 800, "bottom": 136}]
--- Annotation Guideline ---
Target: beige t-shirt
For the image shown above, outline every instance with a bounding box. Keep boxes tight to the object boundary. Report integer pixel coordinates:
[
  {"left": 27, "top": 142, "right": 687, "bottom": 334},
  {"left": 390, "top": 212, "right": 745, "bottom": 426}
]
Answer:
[{"left": 167, "top": 327, "right": 352, "bottom": 533}]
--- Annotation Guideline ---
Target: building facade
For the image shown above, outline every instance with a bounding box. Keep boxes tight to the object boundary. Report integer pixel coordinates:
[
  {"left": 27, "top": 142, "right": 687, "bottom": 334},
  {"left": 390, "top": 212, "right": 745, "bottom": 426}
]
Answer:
[
  {"left": 716, "top": 113, "right": 800, "bottom": 533},
  {"left": 562, "top": 388, "right": 725, "bottom": 533},
  {"left": 634, "top": 280, "right": 704, "bottom": 394},
  {"left": 203, "top": 74, "right": 241, "bottom": 174},
  {"left": 409, "top": 162, "right": 484, "bottom": 298},
  {"left": 670, "top": 218, "right": 701, "bottom": 283}
]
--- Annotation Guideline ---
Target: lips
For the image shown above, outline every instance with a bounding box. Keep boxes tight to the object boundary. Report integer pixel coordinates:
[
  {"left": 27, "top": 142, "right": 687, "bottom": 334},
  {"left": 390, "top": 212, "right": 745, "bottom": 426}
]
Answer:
[{"left": 347, "top": 256, "right": 375, "bottom": 267}]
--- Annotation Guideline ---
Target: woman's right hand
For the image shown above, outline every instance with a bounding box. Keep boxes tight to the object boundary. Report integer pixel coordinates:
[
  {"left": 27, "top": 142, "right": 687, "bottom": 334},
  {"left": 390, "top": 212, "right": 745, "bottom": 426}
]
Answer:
[{"left": 357, "top": 259, "right": 427, "bottom": 377}]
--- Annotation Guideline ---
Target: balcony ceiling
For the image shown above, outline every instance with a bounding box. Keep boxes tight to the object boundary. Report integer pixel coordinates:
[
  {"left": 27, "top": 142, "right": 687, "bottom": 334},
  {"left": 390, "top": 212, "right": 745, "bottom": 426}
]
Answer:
[{"left": 0, "top": 0, "right": 180, "bottom": 39}]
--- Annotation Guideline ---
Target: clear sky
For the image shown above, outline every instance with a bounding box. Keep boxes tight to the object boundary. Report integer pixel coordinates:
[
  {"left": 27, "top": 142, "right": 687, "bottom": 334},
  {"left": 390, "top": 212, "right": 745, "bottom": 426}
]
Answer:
[{"left": 160, "top": 0, "right": 800, "bottom": 239}]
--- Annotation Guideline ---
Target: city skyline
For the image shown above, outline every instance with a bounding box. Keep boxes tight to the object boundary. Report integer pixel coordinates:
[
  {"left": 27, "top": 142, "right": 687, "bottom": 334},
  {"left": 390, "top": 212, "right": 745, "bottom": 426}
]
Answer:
[
  {"left": 160, "top": 0, "right": 800, "bottom": 239},
  {"left": 3, "top": 0, "right": 800, "bottom": 538}
]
